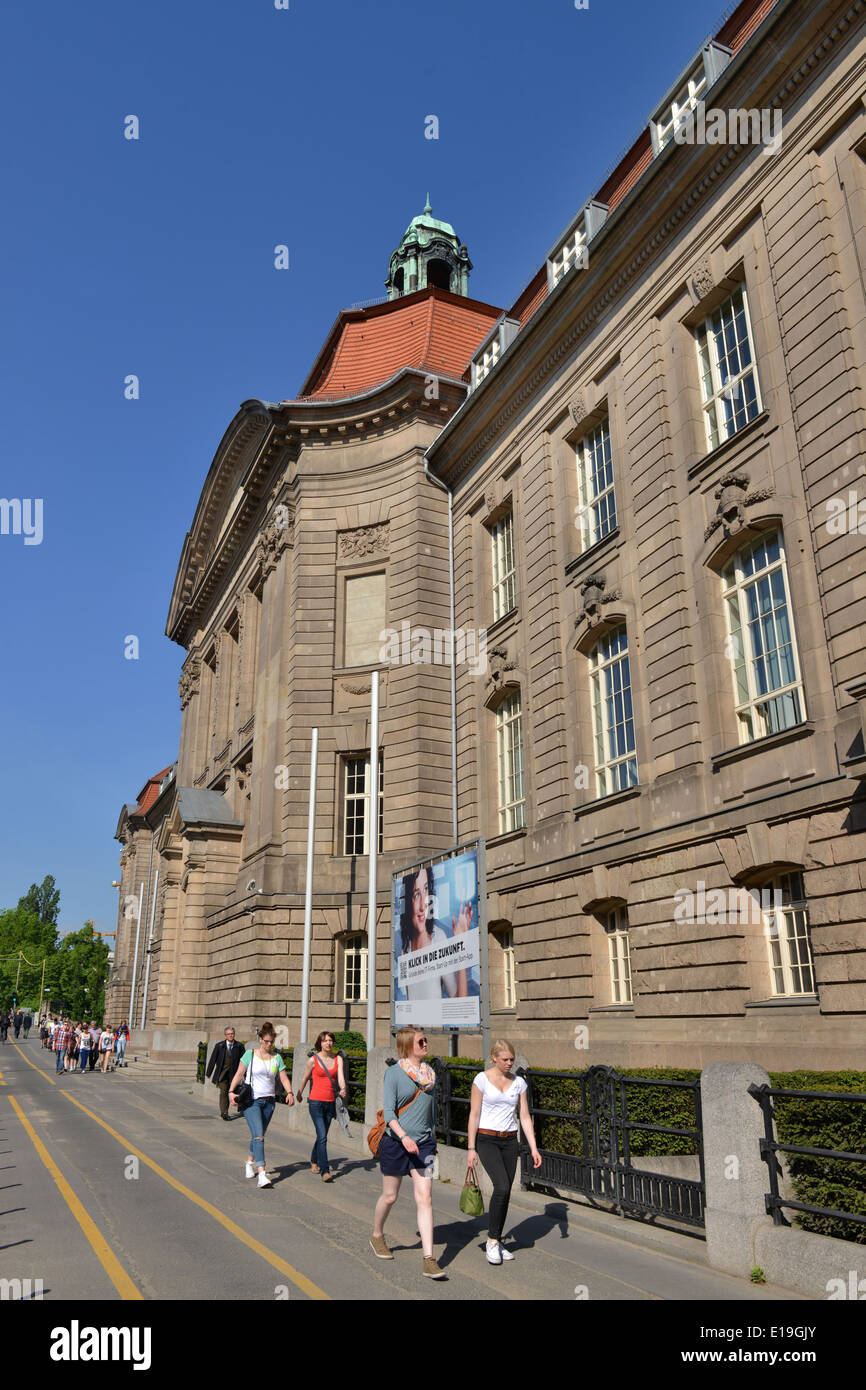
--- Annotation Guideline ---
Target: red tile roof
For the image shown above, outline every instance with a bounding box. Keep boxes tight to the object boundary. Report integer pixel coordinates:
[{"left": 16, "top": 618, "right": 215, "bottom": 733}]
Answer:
[
  {"left": 131, "top": 766, "right": 173, "bottom": 819},
  {"left": 299, "top": 288, "right": 503, "bottom": 401}
]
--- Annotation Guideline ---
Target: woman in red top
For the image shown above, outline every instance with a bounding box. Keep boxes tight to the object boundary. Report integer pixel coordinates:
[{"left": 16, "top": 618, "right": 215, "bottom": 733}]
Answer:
[{"left": 296, "top": 1031, "right": 346, "bottom": 1181}]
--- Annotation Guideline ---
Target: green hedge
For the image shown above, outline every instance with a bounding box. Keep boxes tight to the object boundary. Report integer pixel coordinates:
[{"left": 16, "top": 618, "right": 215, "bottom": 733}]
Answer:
[
  {"left": 342, "top": 1051, "right": 367, "bottom": 1122},
  {"left": 432, "top": 1060, "right": 866, "bottom": 1243}
]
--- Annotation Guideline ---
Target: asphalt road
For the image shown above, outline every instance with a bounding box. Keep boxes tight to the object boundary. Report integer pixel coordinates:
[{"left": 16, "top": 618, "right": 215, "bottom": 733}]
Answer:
[{"left": 0, "top": 1039, "right": 805, "bottom": 1302}]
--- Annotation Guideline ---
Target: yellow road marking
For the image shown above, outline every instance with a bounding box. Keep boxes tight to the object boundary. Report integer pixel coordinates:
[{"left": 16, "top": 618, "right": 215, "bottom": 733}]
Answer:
[
  {"left": 7, "top": 1093, "right": 143, "bottom": 1301},
  {"left": 11, "top": 1042, "right": 329, "bottom": 1300}
]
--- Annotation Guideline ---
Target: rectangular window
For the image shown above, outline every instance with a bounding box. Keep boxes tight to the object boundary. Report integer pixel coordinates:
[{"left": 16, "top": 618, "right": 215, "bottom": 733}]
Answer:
[
  {"left": 722, "top": 531, "right": 806, "bottom": 743},
  {"left": 342, "top": 755, "right": 384, "bottom": 855},
  {"left": 342, "top": 934, "right": 368, "bottom": 1003},
  {"left": 496, "top": 692, "right": 526, "bottom": 834},
  {"left": 576, "top": 419, "right": 616, "bottom": 549},
  {"left": 550, "top": 223, "right": 589, "bottom": 287},
  {"left": 501, "top": 929, "right": 516, "bottom": 1009},
  {"left": 589, "top": 626, "right": 638, "bottom": 797},
  {"left": 490, "top": 512, "right": 516, "bottom": 622},
  {"left": 695, "top": 288, "right": 762, "bottom": 451},
  {"left": 605, "top": 906, "right": 632, "bottom": 1004},
  {"left": 343, "top": 572, "right": 386, "bottom": 667},
  {"left": 655, "top": 65, "right": 707, "bottom": 150},
  {"left": 763, "top": 872, "right": 815, "bottom": 997}
]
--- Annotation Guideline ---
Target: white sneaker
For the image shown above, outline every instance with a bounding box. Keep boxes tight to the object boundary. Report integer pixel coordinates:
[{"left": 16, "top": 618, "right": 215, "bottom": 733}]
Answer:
[
  {"left": 485, "top": 1241, "right": 502, "bottom": 1265},
  {"left": 498, "top": 1243, "right": 515, "bottom": 1261},
  {"left": 257, "top": 1171, "right": 273, "bottom": 1188},
  {"left": 245, "top": 1161, "right": 255, "bottom": 1180}
]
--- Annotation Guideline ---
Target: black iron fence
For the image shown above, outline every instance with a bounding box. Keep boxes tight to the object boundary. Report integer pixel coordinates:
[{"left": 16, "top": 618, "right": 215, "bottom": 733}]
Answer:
[
  {"left": 196, "top": 1041, "right": 207, "bottom": 1084},
  {"left": 749, "top": 1082, "right": 866, "bottom": 1238},
  {"left": 520, "top": 1064, "right": 706, "bottom": 1228},
  {"left": 342, "top": 1052, "right": 367, "bottom": 1123},
  {"left": 430, "top": 1059, "right": 705, "bottom": 1228}
]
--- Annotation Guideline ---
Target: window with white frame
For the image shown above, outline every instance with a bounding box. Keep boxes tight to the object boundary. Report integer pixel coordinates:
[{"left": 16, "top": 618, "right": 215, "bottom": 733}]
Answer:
[
  {"left": 722, "top": 531, "right": 805, "bottom": 744},
  {"left": 576, "top": 418, "right": 616, "bottom": 549},
  {"left": 695, "top": 287, "right": 762, "bottom": 451},
  {"left": 490, "top": 511, "right": 516, "bottom": 622},
  {"left": 496, "top": 692, "right": 526, "bottom": 833},
  {"left": 655, "top": 64, "right": 707, "bottom": 150},
  {"left": 341, "top": 933, "right": 368, "bottom": 1003},
  {"left": 589, "top": 625, "right": 638, "bottom": 797},
  {"left": 342, "top": 755, "right": 384, "bottom": 855},
  {"left": 550, "top": 222, "right": 588, "bottom": 287},
  {"left": 474, "top": 336, "right": 501, "bottom": 387},
  {"left": 605, "top": 906, "right": 632, "bottom": 1004},
  {"left": 761, "top": 871, "right": 815, "bottom": 997},
  {"left": 500, "top": 929, "right": 516, "bottom": 1009}
]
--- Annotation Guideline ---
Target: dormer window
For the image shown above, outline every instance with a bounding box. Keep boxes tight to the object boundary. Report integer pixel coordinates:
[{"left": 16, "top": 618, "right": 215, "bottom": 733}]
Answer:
[
  {"left": 550, "top": 224, "right": 588, "bottom": 287},
  {"left": 470, "top": 317, "right": 520, "bottom": 390},
  {"left": 650, "top": 41, "right": 732, "bottom": 154},
  {"left": 546, "top": 201, "right": 609, "bottom": 292}
]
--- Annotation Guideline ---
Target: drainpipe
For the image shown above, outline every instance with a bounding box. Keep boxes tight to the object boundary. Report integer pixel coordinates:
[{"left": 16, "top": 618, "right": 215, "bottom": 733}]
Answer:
[{"left": 423, "top": 447, "right": 458, "bottom": 846}]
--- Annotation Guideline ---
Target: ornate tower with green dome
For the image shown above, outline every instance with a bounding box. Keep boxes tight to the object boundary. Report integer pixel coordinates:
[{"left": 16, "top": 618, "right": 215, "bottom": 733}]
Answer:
[{"left": 385, "top": 198, "right": 472, "bottom": 299}]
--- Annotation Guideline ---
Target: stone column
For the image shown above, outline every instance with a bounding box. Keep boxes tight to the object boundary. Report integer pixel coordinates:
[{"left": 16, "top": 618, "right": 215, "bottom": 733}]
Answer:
[{"left": 701, "top": 1061, "right": 775, "bottom": 1277}]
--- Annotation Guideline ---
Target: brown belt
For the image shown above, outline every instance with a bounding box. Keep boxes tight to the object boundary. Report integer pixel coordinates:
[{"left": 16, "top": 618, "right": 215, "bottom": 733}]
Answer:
[{"left": 477, "top": 1128, "right": 517, "bottom": 1138}]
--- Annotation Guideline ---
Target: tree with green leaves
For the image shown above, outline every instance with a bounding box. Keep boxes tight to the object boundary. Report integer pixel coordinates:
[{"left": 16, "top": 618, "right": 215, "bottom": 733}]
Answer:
[
  {"left": 17, "top": 875, "right": 60, "bottom": 926},
  {"left": 46, "top": 922, "right": 110, "bottom": 1021}
]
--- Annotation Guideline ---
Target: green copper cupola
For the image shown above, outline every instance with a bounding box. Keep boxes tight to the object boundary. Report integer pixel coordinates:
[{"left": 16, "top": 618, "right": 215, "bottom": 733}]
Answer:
[{"left": 385, "top": 197, "right": 472, "bottom": 299}]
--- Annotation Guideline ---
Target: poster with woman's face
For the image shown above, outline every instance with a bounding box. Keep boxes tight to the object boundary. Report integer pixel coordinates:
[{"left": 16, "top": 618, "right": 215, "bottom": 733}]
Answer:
[{"left": 393, "top": 847, "right": 481, "bottom": 1030}]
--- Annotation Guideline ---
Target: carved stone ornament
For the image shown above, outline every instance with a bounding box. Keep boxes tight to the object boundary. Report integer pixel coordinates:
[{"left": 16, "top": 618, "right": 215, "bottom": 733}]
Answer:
[
  {"left": 691, "top": 257, "right": 715, "bottom": 301},
  {"left": 704, "top": 473, "right": 776, "bottom": 541},
  {"left": 258, "top": 505, "right": 293, "bottom": 577},
  {"left": 338, "top": 523, "right": 389, "bottom": 559},
  {"left": 574, "top": 575, "right": 623, "bottom": 631},
  {"left": 340, "top": 680, "right": 373, "bottom": 695},
  {"left": 178, "top": 658, "right": 201, "bottom": 709},
  {"left": 485, "top": 489, "right": 497, "bottom": 516},
  {"left": 569, "top": 392, "right": 588, "bottom": 426},
  {"left": 486, "top": 644, "right": 517, "bottom": 693}
]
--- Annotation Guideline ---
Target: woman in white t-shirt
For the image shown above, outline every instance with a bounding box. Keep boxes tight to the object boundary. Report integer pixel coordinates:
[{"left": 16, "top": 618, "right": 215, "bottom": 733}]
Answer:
[
  {"left": 467, "top": 1039, "right": 541, "bottom": 1264},
  {"left": 228, "top": 1022, "right": 294, "bottom": 1188}
]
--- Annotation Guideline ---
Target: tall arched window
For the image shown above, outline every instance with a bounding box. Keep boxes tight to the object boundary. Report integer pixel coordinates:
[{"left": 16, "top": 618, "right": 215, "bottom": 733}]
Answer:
[
  {"left": 495, "top": 691, "right": 526, "bottom": 833},
  {"left": 588, "top": 625, "right": 638, "bottom": 796},
  {"left": 721, "top": 529, "right": 805, "bottom": 743}
]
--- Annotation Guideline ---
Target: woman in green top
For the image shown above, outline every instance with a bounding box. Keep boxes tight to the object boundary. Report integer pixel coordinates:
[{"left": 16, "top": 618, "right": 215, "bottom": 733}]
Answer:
[{"left": 229, "top": 1021, "right": 294, "bottom": 1188}]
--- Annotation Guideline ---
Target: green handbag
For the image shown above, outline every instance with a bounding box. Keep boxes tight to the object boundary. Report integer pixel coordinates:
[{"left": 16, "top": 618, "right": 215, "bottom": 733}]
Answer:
[{"left": 459, "top": 1164, "right": 484, "bottom": 1217}]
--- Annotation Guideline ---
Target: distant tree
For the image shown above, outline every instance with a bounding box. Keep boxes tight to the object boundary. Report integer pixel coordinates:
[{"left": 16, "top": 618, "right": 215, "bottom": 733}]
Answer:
[
  {"left": 18, "top": 875, "right": 60, "bottom": 926},
  {"left": 46, "top": 923, "right": 109, "bottom": 1021},
  {"left": 0, "top": 906, "right": 58, "bottom": 1010}
]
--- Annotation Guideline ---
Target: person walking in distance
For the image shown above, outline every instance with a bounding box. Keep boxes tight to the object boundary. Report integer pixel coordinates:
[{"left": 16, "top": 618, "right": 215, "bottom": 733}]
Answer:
[
  {"left": 206, "top": 1026, "right": 242, "bottom": 1121},
  {"left": 13, "top": 1009, "right": 23, "bottom": 1040},
  {"left": 467, "top": 1040, "right": 542, "bottom": 1264},
  {"left": 370, "top": 1026, "right": 445, "bottom": 1279},
  {"left": 54, "top": 1018, "right": 72, "bottom": 1075},
  {"left": 296, "top": 1031, "right": 346, "bottom": 1180},
  {"left": 114, "top": 1020, "right": 130, "bottom": 1068},
  {"left": 22, "top": 1011, "right": 32, "bottom": 1040},
  {"left": 0, "top": 1012, "right": 9, "bottom": 1045},
  {"left": 78, "top": 1024, "right": 93, "bottom": 1073},
  {"left": 99, "top": 1024, "right": 114, "bottom": 1073},
  {"left": 88, "top": 1021, "right": 100, "bottom": 1071},
  {"left": 228, "top": 1023, "right": 294, "bottom": 1187}
]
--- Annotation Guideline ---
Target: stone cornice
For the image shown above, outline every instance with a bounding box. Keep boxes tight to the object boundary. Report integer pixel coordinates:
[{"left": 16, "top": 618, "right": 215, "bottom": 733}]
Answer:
[{"left": 428, "top": 0, "right": 865, "bottom": 488}]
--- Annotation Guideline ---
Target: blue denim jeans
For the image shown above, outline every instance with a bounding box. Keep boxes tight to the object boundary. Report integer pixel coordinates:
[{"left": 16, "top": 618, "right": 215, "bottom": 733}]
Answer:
[
  {"left": 79, "top": 1047, "right": 91, "bottom": 1072},
  {"left": 244, "top": 1096, "right": 276, "bottom": 1168},
  {"left": 309, "top": 1099, "right": 335, "bottom": 1175},
  {"left": 55, "top": 1048, "right": 64, "bottom": 1073},
  {"left": 115, "top": 1037, "right": 127, "bottom": 1064}
]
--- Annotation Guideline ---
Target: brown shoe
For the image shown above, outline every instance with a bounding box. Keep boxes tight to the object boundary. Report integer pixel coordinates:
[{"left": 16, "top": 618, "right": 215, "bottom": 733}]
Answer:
[
  {"left": 369, "top": 1234, "right": 394, "bottom": 1259},
  {"left": 422, "top": 1257, "right": 446, "bottom": 1279}
]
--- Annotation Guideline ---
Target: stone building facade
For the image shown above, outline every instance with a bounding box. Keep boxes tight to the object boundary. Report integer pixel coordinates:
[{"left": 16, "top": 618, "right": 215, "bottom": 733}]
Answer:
[{"left": 110, "top": 0, "right": 866, "bottom": 1067}]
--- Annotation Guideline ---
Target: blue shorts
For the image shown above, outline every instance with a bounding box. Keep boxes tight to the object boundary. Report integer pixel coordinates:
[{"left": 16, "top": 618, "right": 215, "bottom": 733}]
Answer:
[{"left": 378, "top": 1132, "right": 437, "bottom": 1178}]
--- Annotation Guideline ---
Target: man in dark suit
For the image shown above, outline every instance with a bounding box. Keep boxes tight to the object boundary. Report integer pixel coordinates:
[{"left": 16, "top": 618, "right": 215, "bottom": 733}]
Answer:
[{"left": 206, "top": 1027, "right": 241, "bottom": 1120}]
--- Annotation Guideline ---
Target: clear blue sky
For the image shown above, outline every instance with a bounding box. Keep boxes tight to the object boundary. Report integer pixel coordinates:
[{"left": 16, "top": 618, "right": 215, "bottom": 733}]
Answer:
[{"left": 0, "top": 0, "right": 729, "bottom": 934}]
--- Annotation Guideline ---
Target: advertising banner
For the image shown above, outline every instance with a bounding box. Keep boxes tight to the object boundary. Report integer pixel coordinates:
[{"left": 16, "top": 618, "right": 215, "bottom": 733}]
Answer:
[{"left": 392, "top": 845, "right": 482, "bottom": 1031}]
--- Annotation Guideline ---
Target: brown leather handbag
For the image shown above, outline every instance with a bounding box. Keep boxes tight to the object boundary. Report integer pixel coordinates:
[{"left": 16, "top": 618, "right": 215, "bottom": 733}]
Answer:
[{"left": 367, "top": 1083, "right": 423, "bottom": 1156}]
